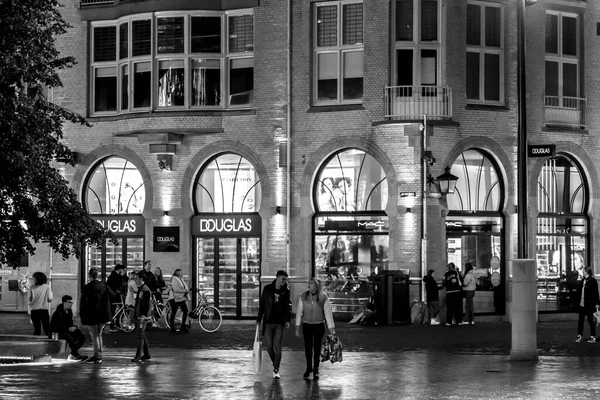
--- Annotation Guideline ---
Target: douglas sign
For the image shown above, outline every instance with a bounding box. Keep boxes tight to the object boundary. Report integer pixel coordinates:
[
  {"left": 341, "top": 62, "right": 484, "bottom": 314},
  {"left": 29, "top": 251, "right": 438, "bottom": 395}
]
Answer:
[
  {"left": 193, "top": 214, "right": 261, "bottom": 236},
  {"left": 528, "top": 144, "right": 555, "bottom": 158}
]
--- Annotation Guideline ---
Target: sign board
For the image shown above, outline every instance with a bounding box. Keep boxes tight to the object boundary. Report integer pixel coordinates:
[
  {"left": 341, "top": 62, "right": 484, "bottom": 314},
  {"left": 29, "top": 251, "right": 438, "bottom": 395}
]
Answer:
[
  {"left": 0, "top": 269, "right": 13, "bottom": 276},
  {"left": 400, "top": 192, "right": 416, "bottom": 198},
  {"left": 153, "top": 226, "right": 180, "bottom": 252},
  {"left": 94, "top": 215, "right": 145, "bottom": 236},
  {"left": 528, "top": 144, "right": 555, "bottom": 158},
  {"left": 192, "top": 214, "right": 262, "bottom": 237}
]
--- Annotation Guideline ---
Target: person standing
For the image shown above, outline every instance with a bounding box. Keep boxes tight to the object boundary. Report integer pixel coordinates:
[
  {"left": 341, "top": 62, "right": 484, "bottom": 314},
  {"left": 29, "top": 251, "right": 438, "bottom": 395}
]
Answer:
[
  {"left": 153, "top": 267, "right": 167, "bottom": 304},
  {"left": 575, "top": 267, "right": 600, "bottom": 343},
  {"left": 29, "top": 271, "right": 53, "bottom": 338},
  {"left": 106, "top": 264, "right": 126, "bottom": 332},
  {"left": 295, "top": 278, "right": 335, "bottom": 380},
  {"left": 169, "top": 269, "right": 190, "bottom": 333},
  {"left": 443, "top": 263, "right": 463, "bottom": 326},
  {"left": 141, "top": 261, "right": 158, "bottom": 296},
  {"left": 80, "top": 267, "right": 112, "bottom": 364},
  {"left": 132, "top": 271, "right": 152, "bottom": 362},
  {"left": 50, "top": 295, "right": 87, "bottom": 361},
  {"left": 423, "top": 269, "right": 441, "bottom": 325},
  {"left": 462, "top": 263, "right": 477, "bottom": 325},
  {"left": 256, "top": 270, "right": 292, "bottom": 379},
  {"left": 125, "top": 271, "right": 138, "bottom": 307}
]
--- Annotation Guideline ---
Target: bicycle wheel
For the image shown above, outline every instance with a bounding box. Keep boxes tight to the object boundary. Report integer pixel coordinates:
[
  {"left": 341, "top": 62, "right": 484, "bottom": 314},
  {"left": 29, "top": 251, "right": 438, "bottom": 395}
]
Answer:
[
  {"left": 154, "top": 303, "right": 169, "bottom": 329},
  {"left": 199, "top": 306, "right": 222, "bottom": 332},
  {"left": 120, "top": 307, "right": 135, "bottom": 333}
]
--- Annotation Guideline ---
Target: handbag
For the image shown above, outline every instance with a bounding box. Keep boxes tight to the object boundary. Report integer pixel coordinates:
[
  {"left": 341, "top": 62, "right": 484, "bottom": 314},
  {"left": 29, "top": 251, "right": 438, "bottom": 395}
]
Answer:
[
  {"left": 320, "top": 334, "right": 343, "bottom": 364},
  {"left": 594, "top": 310, "right": 600, "bottom": 327},
  {"left": 252, "top": 325, "right": 262, "bottom": 373}
]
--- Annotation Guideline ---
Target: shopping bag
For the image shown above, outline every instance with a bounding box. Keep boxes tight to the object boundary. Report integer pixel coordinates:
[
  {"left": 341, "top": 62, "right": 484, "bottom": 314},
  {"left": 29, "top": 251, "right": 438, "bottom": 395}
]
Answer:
[
  {"left": 320, "top": 335, "right": 331, "bottom": 362},
  {"left": 594, "top": 311, "right": 600, "bottom": 327},
  {"left": 329, "top": 335, "right": 343, "bottom": 364},
  {"left": 252, "top": 325, "right": 262, "bottom": 373}
]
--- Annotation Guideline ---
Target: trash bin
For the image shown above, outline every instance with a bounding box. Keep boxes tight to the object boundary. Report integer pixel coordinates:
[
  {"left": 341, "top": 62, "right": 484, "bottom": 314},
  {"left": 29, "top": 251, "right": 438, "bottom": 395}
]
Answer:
[{"left": 382, "top": 270, "right": 410, "bottom": 324}]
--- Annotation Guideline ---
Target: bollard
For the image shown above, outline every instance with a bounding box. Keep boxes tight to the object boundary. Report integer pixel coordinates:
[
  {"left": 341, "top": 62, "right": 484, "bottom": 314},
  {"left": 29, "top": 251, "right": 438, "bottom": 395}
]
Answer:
[{"left": 510, "top": 259, "right": 538, "bottom": 361}]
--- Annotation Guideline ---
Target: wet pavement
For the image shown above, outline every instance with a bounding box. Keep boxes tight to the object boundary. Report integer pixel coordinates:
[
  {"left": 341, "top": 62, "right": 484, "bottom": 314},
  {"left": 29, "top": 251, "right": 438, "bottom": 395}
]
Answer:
[{"left": 2, "top": 312, "right": 600, "bottom": 399}]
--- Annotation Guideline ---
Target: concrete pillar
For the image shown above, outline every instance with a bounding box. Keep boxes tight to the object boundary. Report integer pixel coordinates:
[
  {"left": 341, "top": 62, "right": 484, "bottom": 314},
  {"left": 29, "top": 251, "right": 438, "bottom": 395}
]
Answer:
[{"left": 510, "top": 259, "right": 538, "bottom": 361}]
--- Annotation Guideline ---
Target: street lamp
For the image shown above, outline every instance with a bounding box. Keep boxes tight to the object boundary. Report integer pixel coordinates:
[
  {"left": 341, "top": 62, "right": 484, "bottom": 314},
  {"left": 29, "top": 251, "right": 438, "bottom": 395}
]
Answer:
[{"left": 436, "top": 167, "right": 459, "bottom": 195}]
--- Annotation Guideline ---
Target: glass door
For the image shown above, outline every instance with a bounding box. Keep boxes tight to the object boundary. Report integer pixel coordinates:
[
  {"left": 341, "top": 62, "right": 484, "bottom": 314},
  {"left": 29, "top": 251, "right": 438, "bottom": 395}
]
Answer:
[
  {"left": 241, "top": 237, "right": 260, "bottom": 316},
  {"left": 85, "top": 237, "right": 144, "bottom": 282},
  {"left": 197, "top": 238, "right": 215, "bottom": 301},
  {"left": 126, "top": 238, "right": 144, "bottom": 270},
  {"left": 218, "top": 238, "right": 238, "bottom": 317}
]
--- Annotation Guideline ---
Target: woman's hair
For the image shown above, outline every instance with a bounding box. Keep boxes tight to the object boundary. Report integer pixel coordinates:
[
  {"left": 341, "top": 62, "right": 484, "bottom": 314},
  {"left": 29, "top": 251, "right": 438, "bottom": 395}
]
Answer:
[
  {"left": 154, "top": 267, "right": 163, "bottom": 277},
  {"left": 301, "top": 278, "right": 325, "bottom": 304},
  {"left": 464, "top": 263, "right": 473, "bottom": 273},
  {"left": 32, "top": 272, "right": 47, "bottom": 285},
  {"left": 172, "top": 269, "right": 182, "bottom": 278}
]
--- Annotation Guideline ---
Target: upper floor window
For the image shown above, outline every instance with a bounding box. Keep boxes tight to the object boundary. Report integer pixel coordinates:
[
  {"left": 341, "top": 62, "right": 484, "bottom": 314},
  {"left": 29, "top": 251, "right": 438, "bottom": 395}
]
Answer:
[
  {"left": 393, "top": 0, "right": 440, "bottom": 90},
  {"left": 545, "top": 11, "right": 579, "bottom": 103},
  {"left": 90, "top": 11, "right": 254, "bottom": 116},
  {"left": 313, "top": 1, "right": 364, "bottom": 105},
  {"left": 466, "top": 1, "right": 504, "bottom": 104}
]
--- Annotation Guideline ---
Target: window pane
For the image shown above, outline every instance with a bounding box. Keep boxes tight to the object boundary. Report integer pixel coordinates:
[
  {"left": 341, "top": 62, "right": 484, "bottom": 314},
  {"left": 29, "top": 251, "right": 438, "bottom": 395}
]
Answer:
[
  {"left": 396, "top": 49, "right": 413, "bottom": 87},
  {"left": 121, "top": 64, "right": 128, "bottom": 110},
  {"left": 466, "top": 4, "right": 481, "bottom": 46},
  {"left": 421, "top": 0, "right": 438, "bottom": 42},
  {"left": 133, "top": 62, "right": 151, "bottom": 108},
  {"left": 484, "top": 53, "right": 500, "bottom": 101},
  {"left": 562, "top": 16, "right": 577, "bottom": 56},
  {"left": 94, "top": 26, "right": 116, "bottom": 62},
  {"left": 485, "top": 6, "right": 501, "bottom": 48},
  {"left": 191, "top": 59, "right": 221, "bottom": 106},
  {"left": 157, "top": 17, "right": 184, "bottom": 54},
  {"left": 563, "top": 63, "right": 577, "bottom": 98},
  {"left": 545, "top": 61, "right": 558, "bottom": 97},
  {"left": 132, "top": 20, "right": 151, "bottom": 57},
  {"left": 538, "top": 157, "right": 586, "bottom": 214},
  {"left": 191, "top": 17, "right": 222, "bottom": 53},
  {"left": 421, "top": 49, "right": 437, "bottom": 85},
  {"left": 229, "top": 58, "right": 254, "bottom": 105},
  {"left": 229, "top": 15, "right": 254, "bottom": 53},
  {"left": 343, "top": 51, "right": 363, "bottom": 100},
  {"left": 317, "top": 5, "right": 338, "bottom": 47},
  {"left": 466, "top": 52, "right": 480, "bottom": 100},
  {"left": 395, "top": 0, "right": 413, "bottom": 41},
  {"left": 94, "top": 67, "right": 117, "bottom": 112},
  {"left": 119, "top": 23, "right": 128, "bottom": 59},
  {"left": 158, "top": 60, "right": 185, "bottom": 106},
  {"left": 545, "top": 14, "right": 558, "bottom": 54},
  {"left": 343, "top": 3, "right": 363, "bottom": 45},
  {"left": 317, "top": 52, "right": 338, "bottom": 101}
]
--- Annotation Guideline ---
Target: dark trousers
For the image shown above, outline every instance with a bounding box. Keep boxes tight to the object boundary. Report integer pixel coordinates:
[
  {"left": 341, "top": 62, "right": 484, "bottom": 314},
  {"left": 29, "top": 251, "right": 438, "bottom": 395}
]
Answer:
[
  {"left": 302, "top": 323, "right": 326, "bottom": 372},
  {"left": 169, "top": 300, "right": 188, "bottom": 330},
  {"left": 427, "top": 300, "right": 440, "bottom": 321},
  {"left": 264, "top": 323, "right": 285, "bottom": 371},
  {"left": 135, "top": 318, "right": 150, "bottom": 357},
  {"left": 59, "top": 330, "right": 86, "bottom": 356},
  {"left": 446, "top": 292, "right": 463, "bottom": 325},
  {"left": 578, "top": 306, "right": 596, "bottom": 337},
  {"left": 31, "top": 309, "right": 51, "bottom": 338},
  {"left": 464, "top": 291, "right": 475, "bottom": 323}
]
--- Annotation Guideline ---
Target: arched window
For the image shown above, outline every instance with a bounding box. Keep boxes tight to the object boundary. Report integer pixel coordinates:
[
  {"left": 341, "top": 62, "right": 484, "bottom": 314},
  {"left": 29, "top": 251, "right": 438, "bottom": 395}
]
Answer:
[
  {"left": 194, "top": 153, "right": 261, "bottom": 213},
  {"left": 314, "top": 149, "right": 388, "bottom": 212},
  {"left": 84, "top": 157, "right": 145, "bottom": 214}
]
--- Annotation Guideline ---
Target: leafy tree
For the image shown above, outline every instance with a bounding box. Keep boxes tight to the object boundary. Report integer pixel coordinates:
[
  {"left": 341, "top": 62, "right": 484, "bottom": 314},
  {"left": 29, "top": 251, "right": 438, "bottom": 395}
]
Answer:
[{"left": 0, "top": 0, "right": 115, "bottom": 267}]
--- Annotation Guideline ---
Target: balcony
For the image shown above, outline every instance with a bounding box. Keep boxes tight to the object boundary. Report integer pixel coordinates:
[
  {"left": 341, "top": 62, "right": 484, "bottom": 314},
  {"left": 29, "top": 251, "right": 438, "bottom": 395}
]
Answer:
[
  {"left": 544, "top": 95, "right": 586, "bottom": 129},
  {"left": 385, "top": 85, "right": 452, "bottom": 121}
]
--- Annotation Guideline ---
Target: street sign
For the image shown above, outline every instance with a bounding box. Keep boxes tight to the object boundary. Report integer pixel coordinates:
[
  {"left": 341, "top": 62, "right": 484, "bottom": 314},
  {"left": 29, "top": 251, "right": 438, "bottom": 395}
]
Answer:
[{"left": 528, "top": 144, "right": 555, "bottom": 157}]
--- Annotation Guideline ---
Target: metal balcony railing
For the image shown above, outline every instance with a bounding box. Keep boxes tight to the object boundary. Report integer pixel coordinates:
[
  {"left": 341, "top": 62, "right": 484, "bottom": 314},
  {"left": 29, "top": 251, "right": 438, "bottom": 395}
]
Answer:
[
  {"left": 544, "top": 95, "right": 586, "bottom": 129},
  {"left": 385, "top": 85, "right": 452, "bottom": 120}
]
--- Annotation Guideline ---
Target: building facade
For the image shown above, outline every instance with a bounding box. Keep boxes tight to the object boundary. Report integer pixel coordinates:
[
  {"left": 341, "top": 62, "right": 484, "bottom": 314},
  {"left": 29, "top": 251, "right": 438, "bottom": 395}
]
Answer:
[{"left": 1, "top": 0, "right": 598, "bottom": 322}]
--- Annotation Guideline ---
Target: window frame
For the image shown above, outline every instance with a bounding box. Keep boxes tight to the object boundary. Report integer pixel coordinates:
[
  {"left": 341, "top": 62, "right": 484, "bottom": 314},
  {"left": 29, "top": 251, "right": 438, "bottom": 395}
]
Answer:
[
  {"left": 313, "top": 0, "right": 364, "bottom": 106},
  {"left": 544, "top": 10, "right": 580, "bottom": 100},
  {"left": 465, "top": 1, "right": 505, "bottom": 105}
]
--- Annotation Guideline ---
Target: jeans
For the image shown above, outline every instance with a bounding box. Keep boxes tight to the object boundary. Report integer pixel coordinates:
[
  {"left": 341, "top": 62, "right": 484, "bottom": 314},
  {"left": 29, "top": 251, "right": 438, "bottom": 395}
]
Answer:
[
  {"left": 169, "top": 300, "right": 188, "bottom": 330},
  {"left": 59, "top": 330, "right": 86, "bottom": 356},
  {"left": 427, "top": 300, "right": 440, "bottom": 322},
  {"left": 263, "top": 323, "right": 285, "bottom": 371},
  {"left": 86, "top": 324, "right": 104, "bottom": 358},
  {"left": 578, "top": 306, "right": 596, "bottom": 337},
  {"left": 302, "top": 323, "right": 326, "bottom": 372},
  {"left": 446, "top": 292, "right": 463, "bottom": 324},
  {"left": 135, "top": 318, "right": 150, "bottom": 357},
  {"left": 31, "top": 309, "right": 51, "bottom": 338},
  {"left": 464, "top": 291, "right": 475, "bottom": 323}
]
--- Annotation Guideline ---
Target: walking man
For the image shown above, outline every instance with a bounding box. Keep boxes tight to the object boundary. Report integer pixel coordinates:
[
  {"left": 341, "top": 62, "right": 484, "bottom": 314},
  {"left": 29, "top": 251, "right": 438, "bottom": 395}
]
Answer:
[
  {"left": 132, "top": 271, "right": 152, "bottom": 362},
  {"left": 50, "top": 295, "right": 87, "bottom": 361},
  {"left": 256, "top": 270, "right": 292, "bottom": 379},
  {"left": 80, "top": 267, "right": 112, "bottom": 364},
  {"left": 576, "top": 267, "right": 600, "bottom": 343}
]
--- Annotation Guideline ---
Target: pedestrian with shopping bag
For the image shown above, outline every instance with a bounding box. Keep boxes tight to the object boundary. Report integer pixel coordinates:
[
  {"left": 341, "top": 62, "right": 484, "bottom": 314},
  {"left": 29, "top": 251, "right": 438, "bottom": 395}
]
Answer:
[{"left": 295, "top": 278, "right": 335, "bottom": 380}]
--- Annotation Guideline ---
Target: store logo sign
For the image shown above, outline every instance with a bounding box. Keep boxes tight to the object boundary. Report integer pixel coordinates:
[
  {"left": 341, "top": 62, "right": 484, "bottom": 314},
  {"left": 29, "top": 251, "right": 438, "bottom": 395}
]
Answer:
[
  {"left": 200, "top": 218, "right": 252, "bottom": 233},
  {"left": 192, "top": 214, "right": 261, "bottom": 236},
  {"left": 528, "top": 144, "right": 555, "bottom": 158},
  {"left": 94, "top": 215, "right": 145, "bottom": 236},
  {"left": 97, "top": 219, "right": 137, "bottom": 233}
]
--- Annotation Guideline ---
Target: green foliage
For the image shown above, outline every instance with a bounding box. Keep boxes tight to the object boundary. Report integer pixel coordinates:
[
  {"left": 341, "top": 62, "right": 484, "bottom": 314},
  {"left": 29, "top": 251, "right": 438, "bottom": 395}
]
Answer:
[{"left": 0, "top": 0, "right": 116, "bottom": 267}]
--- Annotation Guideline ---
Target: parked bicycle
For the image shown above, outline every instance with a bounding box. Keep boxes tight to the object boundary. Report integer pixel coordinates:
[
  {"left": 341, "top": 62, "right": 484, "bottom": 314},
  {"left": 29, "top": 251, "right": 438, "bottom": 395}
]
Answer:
[
  {"left": 149, "top": 293, "right": 169, "bottom": 329},
  {"left": 102, "top": 296, "right": 134, "bottom": 333},
  {"left": 165, "top": 290, "right": 222, "bottom": 332}
]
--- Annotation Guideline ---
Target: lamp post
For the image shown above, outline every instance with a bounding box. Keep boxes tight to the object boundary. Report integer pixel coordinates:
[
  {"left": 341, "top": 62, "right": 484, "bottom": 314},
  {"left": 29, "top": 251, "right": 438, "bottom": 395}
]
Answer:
[{"left": 436, "top": 167, "right": 459, "bottom": 196}]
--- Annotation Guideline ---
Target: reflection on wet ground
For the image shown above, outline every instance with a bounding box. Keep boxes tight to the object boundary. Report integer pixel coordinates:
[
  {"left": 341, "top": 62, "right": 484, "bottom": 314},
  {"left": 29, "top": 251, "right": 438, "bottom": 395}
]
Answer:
[{"left": 2, "top": 349, "right": 600, "bottom": 399}]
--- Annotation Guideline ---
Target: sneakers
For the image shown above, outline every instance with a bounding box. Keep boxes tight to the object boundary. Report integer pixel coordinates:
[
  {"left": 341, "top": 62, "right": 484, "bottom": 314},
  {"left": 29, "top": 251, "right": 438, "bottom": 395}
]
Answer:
[
  {"left": 445, "top": 323, "right": 452, "bottom": 326},
  {"left": 470, "top": 321, "right": 475, "bottom": 325},
  {"left": 273, "top": 369, "right": 281, "bottom": 379},
  {"left": 588, "top": 337, "right": 597, "bottom": 343},
  {"left": 458, "top": 322, "right": 469, "bottom": 325},
  {"left": 430, "top": 319, "right": 440, "bottom": 326},
  {"left": 132, "top": 356, "right": 143, "bottom": 363},
  {"left": 576, "top": 335, "right": 583, "bottom": 343},
  {"left": 85, "top": 356, "right": 102, "bottom": 364},
  {"left": 313, "top": 372, "right": 319, "bottom": 380},
  {"left": 303, "top": 368, "right": 313, "bottom": 379},
  {"left": 68, "top": 354, "right": 86, "bottom": 362},
  {"left": 141, "top": 355, "right": 151, "bottom": 361}
]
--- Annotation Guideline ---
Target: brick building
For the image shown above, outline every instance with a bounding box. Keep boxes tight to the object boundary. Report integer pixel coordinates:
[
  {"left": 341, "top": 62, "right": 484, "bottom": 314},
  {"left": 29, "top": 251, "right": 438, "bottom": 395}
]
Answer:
[{"left": 2, "top": 0, "right": 598, "bottom": 322}]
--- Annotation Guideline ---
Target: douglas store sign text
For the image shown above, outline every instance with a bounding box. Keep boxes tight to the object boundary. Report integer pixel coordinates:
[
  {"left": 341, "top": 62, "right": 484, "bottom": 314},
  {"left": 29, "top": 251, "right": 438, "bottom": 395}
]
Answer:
[
  {"left": 193, "top": 214, "right": 261, "bottom": 237},
  {"left": 95, "top": 215, "right": 145, "bottom": 236}
]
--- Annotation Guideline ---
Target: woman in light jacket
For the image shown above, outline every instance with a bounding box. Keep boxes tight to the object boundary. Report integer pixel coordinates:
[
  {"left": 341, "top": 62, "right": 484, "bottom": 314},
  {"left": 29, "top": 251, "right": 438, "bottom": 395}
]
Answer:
[
  {"left": 462, "top": 263, "right": 477, "bottom": 325},
  {"left": 168, "top": 269, "right": 190, "bottom": 333},
  {"left": 295, "top": 278, "right": 335, "bottom": 380},
  {"left": 29, "top": 271, "right": 53, "bottom": 338}
]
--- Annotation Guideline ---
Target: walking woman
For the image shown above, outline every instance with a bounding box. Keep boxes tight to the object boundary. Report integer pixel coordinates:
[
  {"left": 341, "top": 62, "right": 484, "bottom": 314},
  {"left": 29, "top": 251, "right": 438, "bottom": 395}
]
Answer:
[
  {"left": 462, "top": 263, "right": 476, "bottom": 325},
  {"left": 295, "top": 278, "right": 335, "bottom": 380},
  {"left": 29, "top": 272, "right": 53, "bottom": 338},
  {"left": 169, "top": 269, "right": 190, "bottom": 333}
]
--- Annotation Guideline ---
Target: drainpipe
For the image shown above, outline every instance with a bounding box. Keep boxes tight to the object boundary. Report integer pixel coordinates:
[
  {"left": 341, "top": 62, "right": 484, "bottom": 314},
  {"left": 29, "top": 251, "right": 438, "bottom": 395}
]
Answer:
[
  {"left": 286, "top": 0, "right": 292, "bottom": 274},
  {"left": 421, "top": 114, "right": 427, "bottom": 302}
]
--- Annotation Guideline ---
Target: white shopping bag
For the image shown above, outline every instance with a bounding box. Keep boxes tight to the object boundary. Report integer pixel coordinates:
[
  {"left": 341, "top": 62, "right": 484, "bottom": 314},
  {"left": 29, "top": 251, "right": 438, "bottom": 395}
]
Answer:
[{"left": 252, "top": 325, "right": 262, "bottom": 373}]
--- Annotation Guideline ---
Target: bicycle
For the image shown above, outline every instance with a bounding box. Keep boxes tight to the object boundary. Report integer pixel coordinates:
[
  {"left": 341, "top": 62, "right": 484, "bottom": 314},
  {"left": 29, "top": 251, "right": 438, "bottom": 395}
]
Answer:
[
  {"left": 102, "top": 296, "right": 134, "bottom": 333},
  {"left": 165, "top": 291, "right": 222, "bottom": 332},
  {"left": 148, "top": 293, "right": 169, "bottom": 329}
]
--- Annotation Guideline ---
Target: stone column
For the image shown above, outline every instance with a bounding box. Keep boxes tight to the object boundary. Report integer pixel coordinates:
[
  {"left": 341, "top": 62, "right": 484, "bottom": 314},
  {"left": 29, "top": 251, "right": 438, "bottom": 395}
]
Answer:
[{"left": 510, "top": 259, "right": 538, "bottom": 361}]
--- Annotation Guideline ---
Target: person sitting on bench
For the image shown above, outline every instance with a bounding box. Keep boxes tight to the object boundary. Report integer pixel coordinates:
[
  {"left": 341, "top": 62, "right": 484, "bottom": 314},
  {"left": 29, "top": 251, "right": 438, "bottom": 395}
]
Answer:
[{"left": 50, "top": 295, "right": 87, "bottom": 362}]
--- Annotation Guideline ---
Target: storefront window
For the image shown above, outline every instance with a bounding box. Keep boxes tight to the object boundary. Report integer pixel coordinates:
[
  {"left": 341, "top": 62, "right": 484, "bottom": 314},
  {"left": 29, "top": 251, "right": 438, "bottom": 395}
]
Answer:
[{"left": 536, "top": 156, "right": 588, "bottom": 312}]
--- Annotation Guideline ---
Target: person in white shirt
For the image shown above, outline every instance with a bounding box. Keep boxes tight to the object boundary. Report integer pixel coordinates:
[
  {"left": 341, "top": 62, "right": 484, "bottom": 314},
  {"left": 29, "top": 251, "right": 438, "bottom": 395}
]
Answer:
[
  {"left": 168, "top": 269, "right": 190, "bottom": 333},
  {"left": 29, "top": 271, "right": 53, "bottom": 338}
]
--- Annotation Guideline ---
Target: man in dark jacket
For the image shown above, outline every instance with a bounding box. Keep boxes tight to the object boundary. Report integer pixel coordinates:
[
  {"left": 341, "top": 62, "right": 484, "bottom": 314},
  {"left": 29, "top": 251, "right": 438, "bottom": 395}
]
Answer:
[
  {"left": 576, "top": 267, "right": 600, "bottom": 343},
  {"left": 80, "top": 267, "right": 112, "bottom": 364},
  {"left": 106, "top": 264, "right": 127, "bottom": 332},
  {"left": 50, "top": 295, "right": 87, "bottom": 361},
  {"left": 256, "top": 270, "right": 291, "bottom": 379},
  {"left": 132, "top": 271, "right": 152, "bottom": 363},
  {"left": 423, "top": 269, "right": 441, "bottom": 325},
  {"left": 442, "top": 263, "right": 463, "bottom": 326}
]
